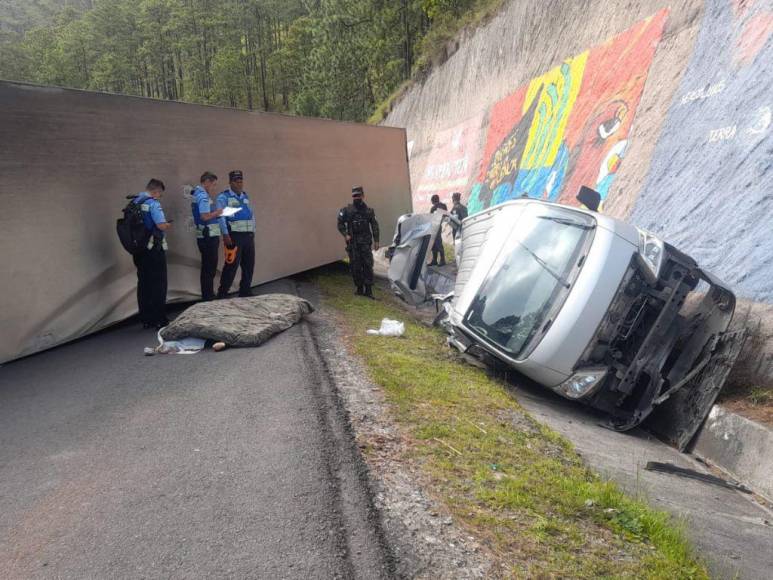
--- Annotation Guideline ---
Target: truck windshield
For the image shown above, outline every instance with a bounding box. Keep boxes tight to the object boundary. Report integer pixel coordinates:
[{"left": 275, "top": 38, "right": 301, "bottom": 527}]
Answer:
[{"left": 464, "top": 204, "right": 593, "bottom": 358}]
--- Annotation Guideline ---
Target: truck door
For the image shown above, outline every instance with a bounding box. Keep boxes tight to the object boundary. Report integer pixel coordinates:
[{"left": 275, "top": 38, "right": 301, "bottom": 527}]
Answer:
[{"left": 387, "top": 212, "right": 443, "bottom": 305}]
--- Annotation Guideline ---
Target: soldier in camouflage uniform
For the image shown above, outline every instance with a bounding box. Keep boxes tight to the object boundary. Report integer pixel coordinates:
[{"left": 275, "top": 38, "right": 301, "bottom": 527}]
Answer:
[{"left": 337, "top": 186, "right": 380, "bottom": 299}]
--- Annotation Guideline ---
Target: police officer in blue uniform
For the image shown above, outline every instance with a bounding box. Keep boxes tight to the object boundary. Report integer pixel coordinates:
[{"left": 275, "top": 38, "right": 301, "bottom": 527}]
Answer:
[
  {"left": 216, "top": 170, "right": 256, "bottom": 298},
  {"left": 132, "top": 178, "right": 172, "bottom": 328},
  {"left": 192, "top": 171, "right": 224, "bottom": 301}
]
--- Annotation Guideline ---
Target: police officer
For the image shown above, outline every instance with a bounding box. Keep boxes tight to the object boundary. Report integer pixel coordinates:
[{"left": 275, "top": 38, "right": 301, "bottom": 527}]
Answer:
[
  {"left": 338, "top": 186, "right": 380, "bottom": 299},
  {"left": 216, "top": 170, "right": 256, "bottom": 298},
  {"left": 132, "top": 178, "right": 172, "bottom": 328},
  {"left": 450, "top": 191, "right": 468, "bottom": 238},
  {"left": 429, "top": 194, "right": 448, "bottom": 266},
  {"left": 192, "top": 171, "right": 224, "bottom": 301}
]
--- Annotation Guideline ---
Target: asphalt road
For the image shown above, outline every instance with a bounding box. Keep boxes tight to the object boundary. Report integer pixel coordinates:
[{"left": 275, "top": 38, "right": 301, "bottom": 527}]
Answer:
[{"left": 0, "top": 280, "right": 392, "bottom": 579}]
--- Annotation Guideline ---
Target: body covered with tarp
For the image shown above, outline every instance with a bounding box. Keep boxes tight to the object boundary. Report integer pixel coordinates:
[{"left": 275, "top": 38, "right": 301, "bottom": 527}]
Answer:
[{"left": 160, "top": 294, "right": 313, "bottom": 347}]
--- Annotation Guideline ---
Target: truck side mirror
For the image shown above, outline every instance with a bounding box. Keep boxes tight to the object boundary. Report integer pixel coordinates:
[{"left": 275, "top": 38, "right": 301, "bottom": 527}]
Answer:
[{"left": 576, "top": 186, "right": 601, "bottom": 212}]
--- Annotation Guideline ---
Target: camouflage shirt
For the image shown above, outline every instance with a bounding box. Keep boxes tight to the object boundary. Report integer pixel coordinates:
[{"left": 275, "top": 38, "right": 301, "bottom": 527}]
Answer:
[{"left": 337, "top": 203, "right": 380, "bottom": 245}]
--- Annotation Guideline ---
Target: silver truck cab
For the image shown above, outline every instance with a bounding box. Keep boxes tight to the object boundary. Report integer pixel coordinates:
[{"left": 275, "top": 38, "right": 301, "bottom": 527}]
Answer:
[{"left": 388, "top": 199, "right": 743, "bottom": 450}]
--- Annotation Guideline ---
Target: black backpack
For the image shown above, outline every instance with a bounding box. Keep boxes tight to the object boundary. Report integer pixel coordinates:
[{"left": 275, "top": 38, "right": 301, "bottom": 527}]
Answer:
[{"left": 116, "top": 195, "right": 151, "bottom": 255}]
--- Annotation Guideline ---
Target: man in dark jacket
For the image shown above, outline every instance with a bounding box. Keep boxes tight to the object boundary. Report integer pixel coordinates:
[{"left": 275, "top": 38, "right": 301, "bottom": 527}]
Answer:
[
  {"left": 337, "top": 186, "right": 380, "bottom": 298},
  {"left": 429, "top": 194, "right": 447, "bottom": 266},
  {"left": 450, "top": 191, "right": 468, "bottom": 238}
]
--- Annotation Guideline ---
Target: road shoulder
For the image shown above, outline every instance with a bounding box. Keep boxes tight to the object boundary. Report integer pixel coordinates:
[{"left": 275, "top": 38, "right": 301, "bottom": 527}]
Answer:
[{"left": 309, "top": 268, "right": 712, "bottom": 578}]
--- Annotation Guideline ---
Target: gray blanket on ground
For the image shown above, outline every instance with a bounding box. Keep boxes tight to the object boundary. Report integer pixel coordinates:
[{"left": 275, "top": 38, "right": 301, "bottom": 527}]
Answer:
[{"left": 160, "top": 294, "right": 314, "bottom": 347}]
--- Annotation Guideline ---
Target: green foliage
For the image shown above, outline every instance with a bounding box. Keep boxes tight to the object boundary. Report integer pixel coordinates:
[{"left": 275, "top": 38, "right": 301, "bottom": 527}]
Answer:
[
  {"left": 0, "top": 0, "right": 501, "bottom": 121},
  {"left": 748, "top": 386, "right": 773, "bottom": 405}
]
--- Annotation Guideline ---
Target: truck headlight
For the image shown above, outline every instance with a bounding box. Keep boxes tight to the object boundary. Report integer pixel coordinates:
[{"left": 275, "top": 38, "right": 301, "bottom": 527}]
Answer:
[
  {"left": 555, "top": 367, "right": 608, "bottom": 399},
  {"left": 636, "top": 228, "right": 664, "bottom": 281}
]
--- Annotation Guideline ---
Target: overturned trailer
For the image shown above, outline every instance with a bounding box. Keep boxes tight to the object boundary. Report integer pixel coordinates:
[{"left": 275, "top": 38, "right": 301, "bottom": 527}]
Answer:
[
  {"left": 0, "top": 81, "right": 412, "bottom": 364},
  {"left": 388, "top": 199, "right": 744, "bottom": 450}
]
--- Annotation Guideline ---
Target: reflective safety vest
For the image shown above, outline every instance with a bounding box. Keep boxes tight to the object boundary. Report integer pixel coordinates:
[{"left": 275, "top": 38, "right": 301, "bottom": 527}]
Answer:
[
  {"left": 219, "top": 189, "right": 255, "bottom": 233},
  {"left": 191, "top": 186, "right": 222, "bottom": 238}
]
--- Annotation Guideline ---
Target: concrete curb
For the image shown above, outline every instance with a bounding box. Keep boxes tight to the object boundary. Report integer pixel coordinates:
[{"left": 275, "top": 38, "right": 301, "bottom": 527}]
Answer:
[{"left": 692, "top": 405, "right": 773, "bottom": 502}]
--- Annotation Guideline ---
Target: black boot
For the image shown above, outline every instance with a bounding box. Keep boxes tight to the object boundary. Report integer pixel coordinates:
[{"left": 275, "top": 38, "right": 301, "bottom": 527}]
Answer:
[
  {"left": 364, "top": 285, "right": 375, "bottom": 300},
  {"left": 355, "top": 286, "right": 364, "bottom": 296}
]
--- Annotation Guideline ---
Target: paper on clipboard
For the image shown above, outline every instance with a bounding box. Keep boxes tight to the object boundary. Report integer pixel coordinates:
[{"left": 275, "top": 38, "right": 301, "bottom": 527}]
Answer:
[{"left": 221, "top": 207, "right": 240, "bottom": 217}]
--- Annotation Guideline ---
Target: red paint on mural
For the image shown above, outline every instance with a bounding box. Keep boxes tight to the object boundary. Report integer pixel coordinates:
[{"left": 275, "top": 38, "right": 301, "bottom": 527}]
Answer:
[
  {"left": 558, "top": 8, "right": 668, "bottom": 205},
  {"left": 475, "top": 87, "right": 528, "bottom": 183},
  {"left": 735, "top": 12, "right": 773, "bottom": 66}
]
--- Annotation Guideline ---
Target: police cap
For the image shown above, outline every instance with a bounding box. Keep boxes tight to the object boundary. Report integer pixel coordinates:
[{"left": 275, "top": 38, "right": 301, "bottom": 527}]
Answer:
[
  {"left": 352, "top": 186, "right": 364, "bottom": 197},
  {"left": 229, "top": 170, "right": 244, "bottom": 181}
]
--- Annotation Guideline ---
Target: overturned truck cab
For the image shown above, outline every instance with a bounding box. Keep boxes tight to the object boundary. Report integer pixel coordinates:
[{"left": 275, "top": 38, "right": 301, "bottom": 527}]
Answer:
[{"left": 388, "top": 200, "right": 744, "bottom": 450}]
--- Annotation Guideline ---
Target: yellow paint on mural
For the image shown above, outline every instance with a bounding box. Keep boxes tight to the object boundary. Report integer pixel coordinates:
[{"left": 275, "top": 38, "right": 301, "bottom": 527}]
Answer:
[{"left": 520, "top": 51, "right": 587, "bottom": 170}]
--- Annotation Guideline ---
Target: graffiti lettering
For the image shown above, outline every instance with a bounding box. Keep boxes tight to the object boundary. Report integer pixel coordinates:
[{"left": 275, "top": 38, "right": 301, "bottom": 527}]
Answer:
[
  {"left": 708, "top": 124, "right": 738, "bottom": 142},
  {"left": 424, "top": 157, "right": 469, "bottom": 181},
  {"left": 704, "top": 106, "right": 770, "bottom": 144},
  {"left": 679, "top": 80, "right": 726, "bottom": 105},
  {"left": 411, "top": 115, "right": 483, "bottom": 210},
  {"left": 486, "top": 134, "right": 520, "bottom": 190}
]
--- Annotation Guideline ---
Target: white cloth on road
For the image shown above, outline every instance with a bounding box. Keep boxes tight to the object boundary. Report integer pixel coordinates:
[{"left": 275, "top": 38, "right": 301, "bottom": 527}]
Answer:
[{"left": 367, "top": 318, "right": 405, "bottom": 337}]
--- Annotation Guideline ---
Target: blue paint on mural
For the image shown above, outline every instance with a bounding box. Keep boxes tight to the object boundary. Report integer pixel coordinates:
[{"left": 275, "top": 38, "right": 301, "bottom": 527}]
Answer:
[
  {"left": 630, "top": 0, "right": 773, "bottom": 302},
  {"left": 508, "top": 142, "right": 571, "bottom": 202}
]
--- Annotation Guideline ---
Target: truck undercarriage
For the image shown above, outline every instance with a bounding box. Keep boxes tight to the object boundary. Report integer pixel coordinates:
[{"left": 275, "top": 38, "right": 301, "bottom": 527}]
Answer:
[{"left": 575, "top": 245, "right": 744, "bottom": 449}]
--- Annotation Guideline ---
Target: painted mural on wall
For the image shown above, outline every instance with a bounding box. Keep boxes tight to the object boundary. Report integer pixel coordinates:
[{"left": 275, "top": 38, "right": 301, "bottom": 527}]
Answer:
[
  {"left": 630, "top": 0, "right": 773, "bottom": 302},
  {"left": 413, "top": 114, "right": 484, "bottom": 212},
  {"left": 467, "top": 9, "right": 668, "bottom": 214}
]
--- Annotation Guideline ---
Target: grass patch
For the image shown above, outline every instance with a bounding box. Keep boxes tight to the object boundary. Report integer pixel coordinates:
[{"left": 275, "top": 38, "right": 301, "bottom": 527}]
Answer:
[
  {"left": 444, "top": 241, "right": 456, "bottom": 263},
  {"left": 747, "top": 386, "right": 773, "bottom": 406},
  {"left": 317, "top": 268, "right": 707, "bottom": 578}
]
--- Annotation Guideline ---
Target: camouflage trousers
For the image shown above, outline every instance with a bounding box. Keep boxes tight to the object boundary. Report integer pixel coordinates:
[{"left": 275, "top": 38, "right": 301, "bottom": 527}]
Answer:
[{"left": 347, "top": 242, "right": 374, "bottom": 287}]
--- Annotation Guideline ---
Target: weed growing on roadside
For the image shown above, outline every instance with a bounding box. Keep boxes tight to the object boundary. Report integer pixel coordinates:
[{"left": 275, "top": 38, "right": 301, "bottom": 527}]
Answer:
[{"left": 748, "top": 386, "right": 773, "bottom": 406}]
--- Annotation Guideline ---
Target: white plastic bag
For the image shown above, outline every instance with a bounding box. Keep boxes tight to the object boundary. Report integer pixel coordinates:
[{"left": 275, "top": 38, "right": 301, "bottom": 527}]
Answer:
[{"left": 367, "top": 318, "right": 405, "bottom": 337}]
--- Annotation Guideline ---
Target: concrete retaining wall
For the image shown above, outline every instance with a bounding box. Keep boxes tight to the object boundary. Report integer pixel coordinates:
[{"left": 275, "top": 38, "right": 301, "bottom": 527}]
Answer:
[
  {"left": 693, "top": 405, "right": 773, "bottom": 501},
  {"left": 385, "top": 0, "right": 772, "bottom": 306}
]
